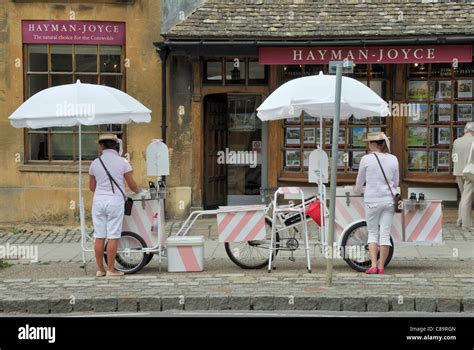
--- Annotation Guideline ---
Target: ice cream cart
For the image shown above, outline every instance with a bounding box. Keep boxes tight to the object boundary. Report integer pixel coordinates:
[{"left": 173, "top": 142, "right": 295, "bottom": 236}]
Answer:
[{"left": 97, "top": 141, "right": 443, "bottom": 275}]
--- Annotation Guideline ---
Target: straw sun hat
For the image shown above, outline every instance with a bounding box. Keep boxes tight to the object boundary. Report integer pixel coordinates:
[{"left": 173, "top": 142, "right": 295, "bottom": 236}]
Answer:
[
  {"left": 364, "top": 131, "right": 389, "bottom": 142},
  {"left": 364, "top": 131, "right": 391, "bottom": 151},
  {"left": 98, "top": 134, "right": 118, "bottom": 143}
]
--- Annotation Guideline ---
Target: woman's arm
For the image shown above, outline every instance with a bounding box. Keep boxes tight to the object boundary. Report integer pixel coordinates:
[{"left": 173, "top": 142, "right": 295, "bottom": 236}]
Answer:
[
  {"left": 89, "top": 175, "right": 96, "bottom": 192},
  {"left": 393, "top": 156, "right": 400, "bottom": 189},
  {"left": 124, "top": 171, "right": 141, "bottom": 194},
  {"left": 353, "top": 157, "right": 366, "bottom": 194}
]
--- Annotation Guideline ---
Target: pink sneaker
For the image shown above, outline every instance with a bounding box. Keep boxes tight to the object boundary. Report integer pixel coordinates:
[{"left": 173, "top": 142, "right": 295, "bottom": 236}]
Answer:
[
  {"left": 365, "top": 267, "right": 378, "bottom": 274},
  {"left": 378, "top": 269, "right": 385, "bottom": 275}
]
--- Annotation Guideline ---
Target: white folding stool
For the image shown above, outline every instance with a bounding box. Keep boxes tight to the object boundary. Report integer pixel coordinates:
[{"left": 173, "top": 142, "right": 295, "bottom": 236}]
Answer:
[{"left": 268, "top": 187, "right": 312, "bottom": 273}]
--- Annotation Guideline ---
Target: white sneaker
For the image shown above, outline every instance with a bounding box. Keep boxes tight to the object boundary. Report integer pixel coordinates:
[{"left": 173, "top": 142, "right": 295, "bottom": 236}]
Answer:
[{"left": 456, "top": 219, "right": 462, "bottom": 227}]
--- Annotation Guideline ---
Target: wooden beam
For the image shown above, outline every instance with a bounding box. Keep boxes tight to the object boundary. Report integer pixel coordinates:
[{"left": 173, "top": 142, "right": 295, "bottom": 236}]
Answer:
[
  {"left": 191, "top": 60, "right": 203, "bottom": 208},
  {"left": 268, "top": 65, "right": 280, "bottom": 188},
  {"left": 392, "top": 64, "right": 407, "bottom": 198},
  {"left": 201, "top": 85, "right": 268, "bottom": 96}
]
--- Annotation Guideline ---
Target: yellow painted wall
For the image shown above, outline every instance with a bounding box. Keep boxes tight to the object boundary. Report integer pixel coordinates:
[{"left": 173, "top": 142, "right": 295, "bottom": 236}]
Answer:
[{"left": 0, "top": 0, "right": 163, "bottom": 224}]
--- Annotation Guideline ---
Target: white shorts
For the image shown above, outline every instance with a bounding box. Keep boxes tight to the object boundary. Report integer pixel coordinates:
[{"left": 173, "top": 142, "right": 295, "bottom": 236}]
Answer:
[
  {"left": 365, "top": 201, "right": 394, "bottom": 246},
  {"left": 92, "top": 197, "right": 124, "bottom": 240}
]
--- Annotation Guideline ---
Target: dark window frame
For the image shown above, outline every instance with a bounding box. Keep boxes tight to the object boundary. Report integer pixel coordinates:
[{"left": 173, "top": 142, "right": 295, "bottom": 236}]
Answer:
[
  {"left": 203, "top": 57, "right": 268, "bottom": 86},
  {"left": 281, "top": 64, "right": 392, "bottom": 175},
  {"left": 23, "top": 44, "right": 126, "bottom": 164},
  {"left": 405, "top": 61, "right": 474, "bottom": 176}
]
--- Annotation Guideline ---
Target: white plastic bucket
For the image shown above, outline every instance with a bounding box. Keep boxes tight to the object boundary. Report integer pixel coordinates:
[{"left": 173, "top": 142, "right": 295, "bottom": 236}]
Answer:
[{"left": 166, "top": 236, "right": 205, "bottom": 272}]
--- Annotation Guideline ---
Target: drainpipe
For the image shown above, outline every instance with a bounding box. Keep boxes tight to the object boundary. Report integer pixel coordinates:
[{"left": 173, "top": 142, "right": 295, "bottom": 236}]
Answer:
[{"left": 156, "top": 46, "right": 170, "bottom": 143}]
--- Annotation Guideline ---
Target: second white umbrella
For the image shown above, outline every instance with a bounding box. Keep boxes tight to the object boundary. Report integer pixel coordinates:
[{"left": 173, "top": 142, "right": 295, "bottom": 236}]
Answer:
[{"left": 257, "top": 71, "right": 390, "bottom": 121}]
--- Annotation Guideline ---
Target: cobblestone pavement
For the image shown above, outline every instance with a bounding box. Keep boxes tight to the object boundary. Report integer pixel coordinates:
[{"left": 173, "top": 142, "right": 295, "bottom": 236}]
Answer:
[
  {"left": 0, "top": 221, "right": 472, "bottom": 244},
  {"left": 0, "top": 269, "right": 473, "bottom": 314}
]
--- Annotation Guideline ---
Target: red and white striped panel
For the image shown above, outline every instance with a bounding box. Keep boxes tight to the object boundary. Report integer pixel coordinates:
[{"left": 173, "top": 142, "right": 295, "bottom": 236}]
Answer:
[
  {"left": 277, "top": 187, "right": 303, "bottom": 195},
  {"left": 217, "top": 206, "right": 266, "bottom": 242},
  {"left": 169, "top": 246, "right": 203, "bottom": 272},
  {"left": 122, "top": 199, "right": 160, "bottom": 247},
  {"left": 404, "top": 201, "right": 443, "bottom": 243},
  {"left": 335, "top": 197, "right": 403, "bottom": 242}
]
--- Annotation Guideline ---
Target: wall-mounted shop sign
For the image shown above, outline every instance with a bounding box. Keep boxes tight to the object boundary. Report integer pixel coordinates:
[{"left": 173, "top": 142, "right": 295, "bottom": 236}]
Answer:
[
  {"left": 22, "top": 20, "right": 125, "bottom": 45},
  {"left": 259, "top": 45, "right": 472, "bottom": 65}
]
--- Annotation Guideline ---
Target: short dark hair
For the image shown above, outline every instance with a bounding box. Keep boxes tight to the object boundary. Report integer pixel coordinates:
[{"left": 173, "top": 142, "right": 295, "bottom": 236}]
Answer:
[
  {"left": 370, "top": 140, "right": 390, "bottom": 153},
  {"left": 99, "top": 140, "right": 117, "bottom": 150}
]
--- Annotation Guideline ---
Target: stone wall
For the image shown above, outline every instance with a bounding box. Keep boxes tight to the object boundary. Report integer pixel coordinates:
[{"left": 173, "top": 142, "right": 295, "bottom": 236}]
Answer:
[{"left": 0, "top": 0, "right": 163, "bottom": 224}]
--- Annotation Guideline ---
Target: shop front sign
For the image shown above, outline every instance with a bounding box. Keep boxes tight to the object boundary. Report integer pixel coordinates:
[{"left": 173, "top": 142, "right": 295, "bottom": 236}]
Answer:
[
  {"left": 22, "top": 20, "right": 125, "bottom": 45},
  {"left": 259, "top": 45, "right": 472, "bottom": 65}
]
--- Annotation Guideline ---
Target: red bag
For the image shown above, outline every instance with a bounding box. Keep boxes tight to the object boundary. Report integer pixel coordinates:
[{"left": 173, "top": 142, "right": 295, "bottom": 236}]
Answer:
[{"left": 306, "top": 200, "right": 324, "bottom": 226}]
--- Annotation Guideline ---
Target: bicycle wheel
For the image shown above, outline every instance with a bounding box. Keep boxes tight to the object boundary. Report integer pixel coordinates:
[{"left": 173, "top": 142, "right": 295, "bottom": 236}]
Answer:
[
  {"left": 224, "top": 218, "right": 279, "bottom": 269},
  {"left": 340, "top": 221, "right": 394, "bottom": 272},
  {"left": 104, "top": 231, "right": 151, "bottom": 274}
]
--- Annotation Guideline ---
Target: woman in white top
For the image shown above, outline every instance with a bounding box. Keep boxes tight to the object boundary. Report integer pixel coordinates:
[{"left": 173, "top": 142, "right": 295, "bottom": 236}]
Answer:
[
  {"left": 89, "top": 134, "right": 141, "bottom": 277},
  {"left": 354, "top": 132, "right": 399, "bottom": 274}
]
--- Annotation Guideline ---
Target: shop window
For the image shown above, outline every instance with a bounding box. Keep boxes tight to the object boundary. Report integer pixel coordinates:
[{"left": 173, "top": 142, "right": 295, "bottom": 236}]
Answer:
[
  {"left": 225, "top": 58, "right": 246, "bottom": 85},
  {"left": 76, "top": 45, "right": 97, "bottom": 72},
  {"left": 51, "top": 45, "right": 72, "bottom": 72},
  {"left": 282, "top": 64, "right": 303, "bottom": 83},
  {"left": 28, "top": 45, "right": 47, "bottom": 72},
  {"left": 406, "top": 62, "right": 474, "bottom": 174},
  {"left": 204, "top": 59, "right": 223, "bottom": 83},
  {"left": 227, "top": 95, "right": 263, "bottom": 196},
  {"left": 248, "top": 59, "right": 268, "bottom": 84},
  {"left": 25, "top": 44, "right": 125, "bottom": 163},
  {"left": 349, "top": 64, "right": 368, "bottom": 79},
  {"left": 203, "top": 58, "right": 268, "bottom": 85},
  {"left": 282, "top": 64, "right": 390, "bottom": 174},
  {"left": 27, "top": 74, "right": 48, "bottom": 97},
  {"left": 304, "top": 64, "right": 325, "bottom": 76},
  {"left": 100, "top": 46, "right": 122, "bottom": 73}
]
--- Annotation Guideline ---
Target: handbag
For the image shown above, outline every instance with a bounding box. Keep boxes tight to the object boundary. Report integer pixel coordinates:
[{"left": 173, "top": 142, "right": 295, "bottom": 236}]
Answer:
[
  {"left": 98, "top": 157, "right": 133, "bottom": 216},
  {"left": 462, "top": 142, "right": 474, "bottom": 181},
  {"left": 373, "top": 153, "right": 402, "bottom": 213}
]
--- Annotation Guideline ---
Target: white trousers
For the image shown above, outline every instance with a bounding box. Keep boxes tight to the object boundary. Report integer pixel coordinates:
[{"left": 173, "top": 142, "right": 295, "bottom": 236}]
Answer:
[
  {"left": 458, "top": 176, "right": 473, "bottom": 228},
  {"left": 92, "top": 196, "right": 124, "bottom": 239},
  {"left": 365, "top": 201, "right": 394, "bottom": 246},
  {"left": 456, "top": 176, "right": 464, "bottom": 224}
]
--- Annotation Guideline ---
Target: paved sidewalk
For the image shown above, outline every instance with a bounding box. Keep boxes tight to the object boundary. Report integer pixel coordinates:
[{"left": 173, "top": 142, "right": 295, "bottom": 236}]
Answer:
[
  {"left": 0, "top": 220, "right": 473, "bottom": 264},
  {"left": 0, "top": 239, "right": 473, "bottom": 265},
  {"left": 1, "top": 219, "right": 473, "bottom": 245},
  {"left": 0, "top": 216, "right": 472, "bottom": 314},
  {"left": 0, "top": 269, "right": 472, "bottom": 314}
]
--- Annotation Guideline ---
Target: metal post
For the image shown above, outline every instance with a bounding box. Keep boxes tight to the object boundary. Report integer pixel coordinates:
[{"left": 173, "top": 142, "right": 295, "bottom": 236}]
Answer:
[
  {"left": 319, "top": 116, "right": 325, "bottom": 246},
  {"left": 78, "top": 123, "right": 87, "bottom": 274},
  {"left": 158, "top": 175, "right": 163, "bottom": 273},
  {"left": 79, "top": 124, "right": 82, "bottom": 208},
  {"left": 157, "top": 47, "right": 170, "bottom": 143},
  {"left": 325, "top": 63, "right": 343, "bottom": 287}
]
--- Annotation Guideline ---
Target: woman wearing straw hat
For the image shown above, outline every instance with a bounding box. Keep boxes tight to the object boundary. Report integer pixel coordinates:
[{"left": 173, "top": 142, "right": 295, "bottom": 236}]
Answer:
[
  {"left": 89, "top": 134, "right": 142, "bottom": 277},
  {"left": 354, "top": 132, "right": 399, "bottom": 274}
]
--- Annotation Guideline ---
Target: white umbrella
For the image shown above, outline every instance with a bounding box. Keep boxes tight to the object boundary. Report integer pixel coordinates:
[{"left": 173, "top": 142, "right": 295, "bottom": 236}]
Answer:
[
  {"left": 257, "top": 71, "right": 389, "bottom": 121},
  {"left": 9, "top": 80, "right": 152, "bottom": 272},
  {"left": 256, "top": 69, "right": 390, "bottom": 285},
  {"left": 9, "top": 80, "right": 151, "bottom": 128}
]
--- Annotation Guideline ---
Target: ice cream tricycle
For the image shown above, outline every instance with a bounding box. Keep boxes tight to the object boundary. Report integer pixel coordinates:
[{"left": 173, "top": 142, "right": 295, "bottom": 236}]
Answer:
[{"left": 81, "top": 140, "right": 443, "bottom": 274}]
